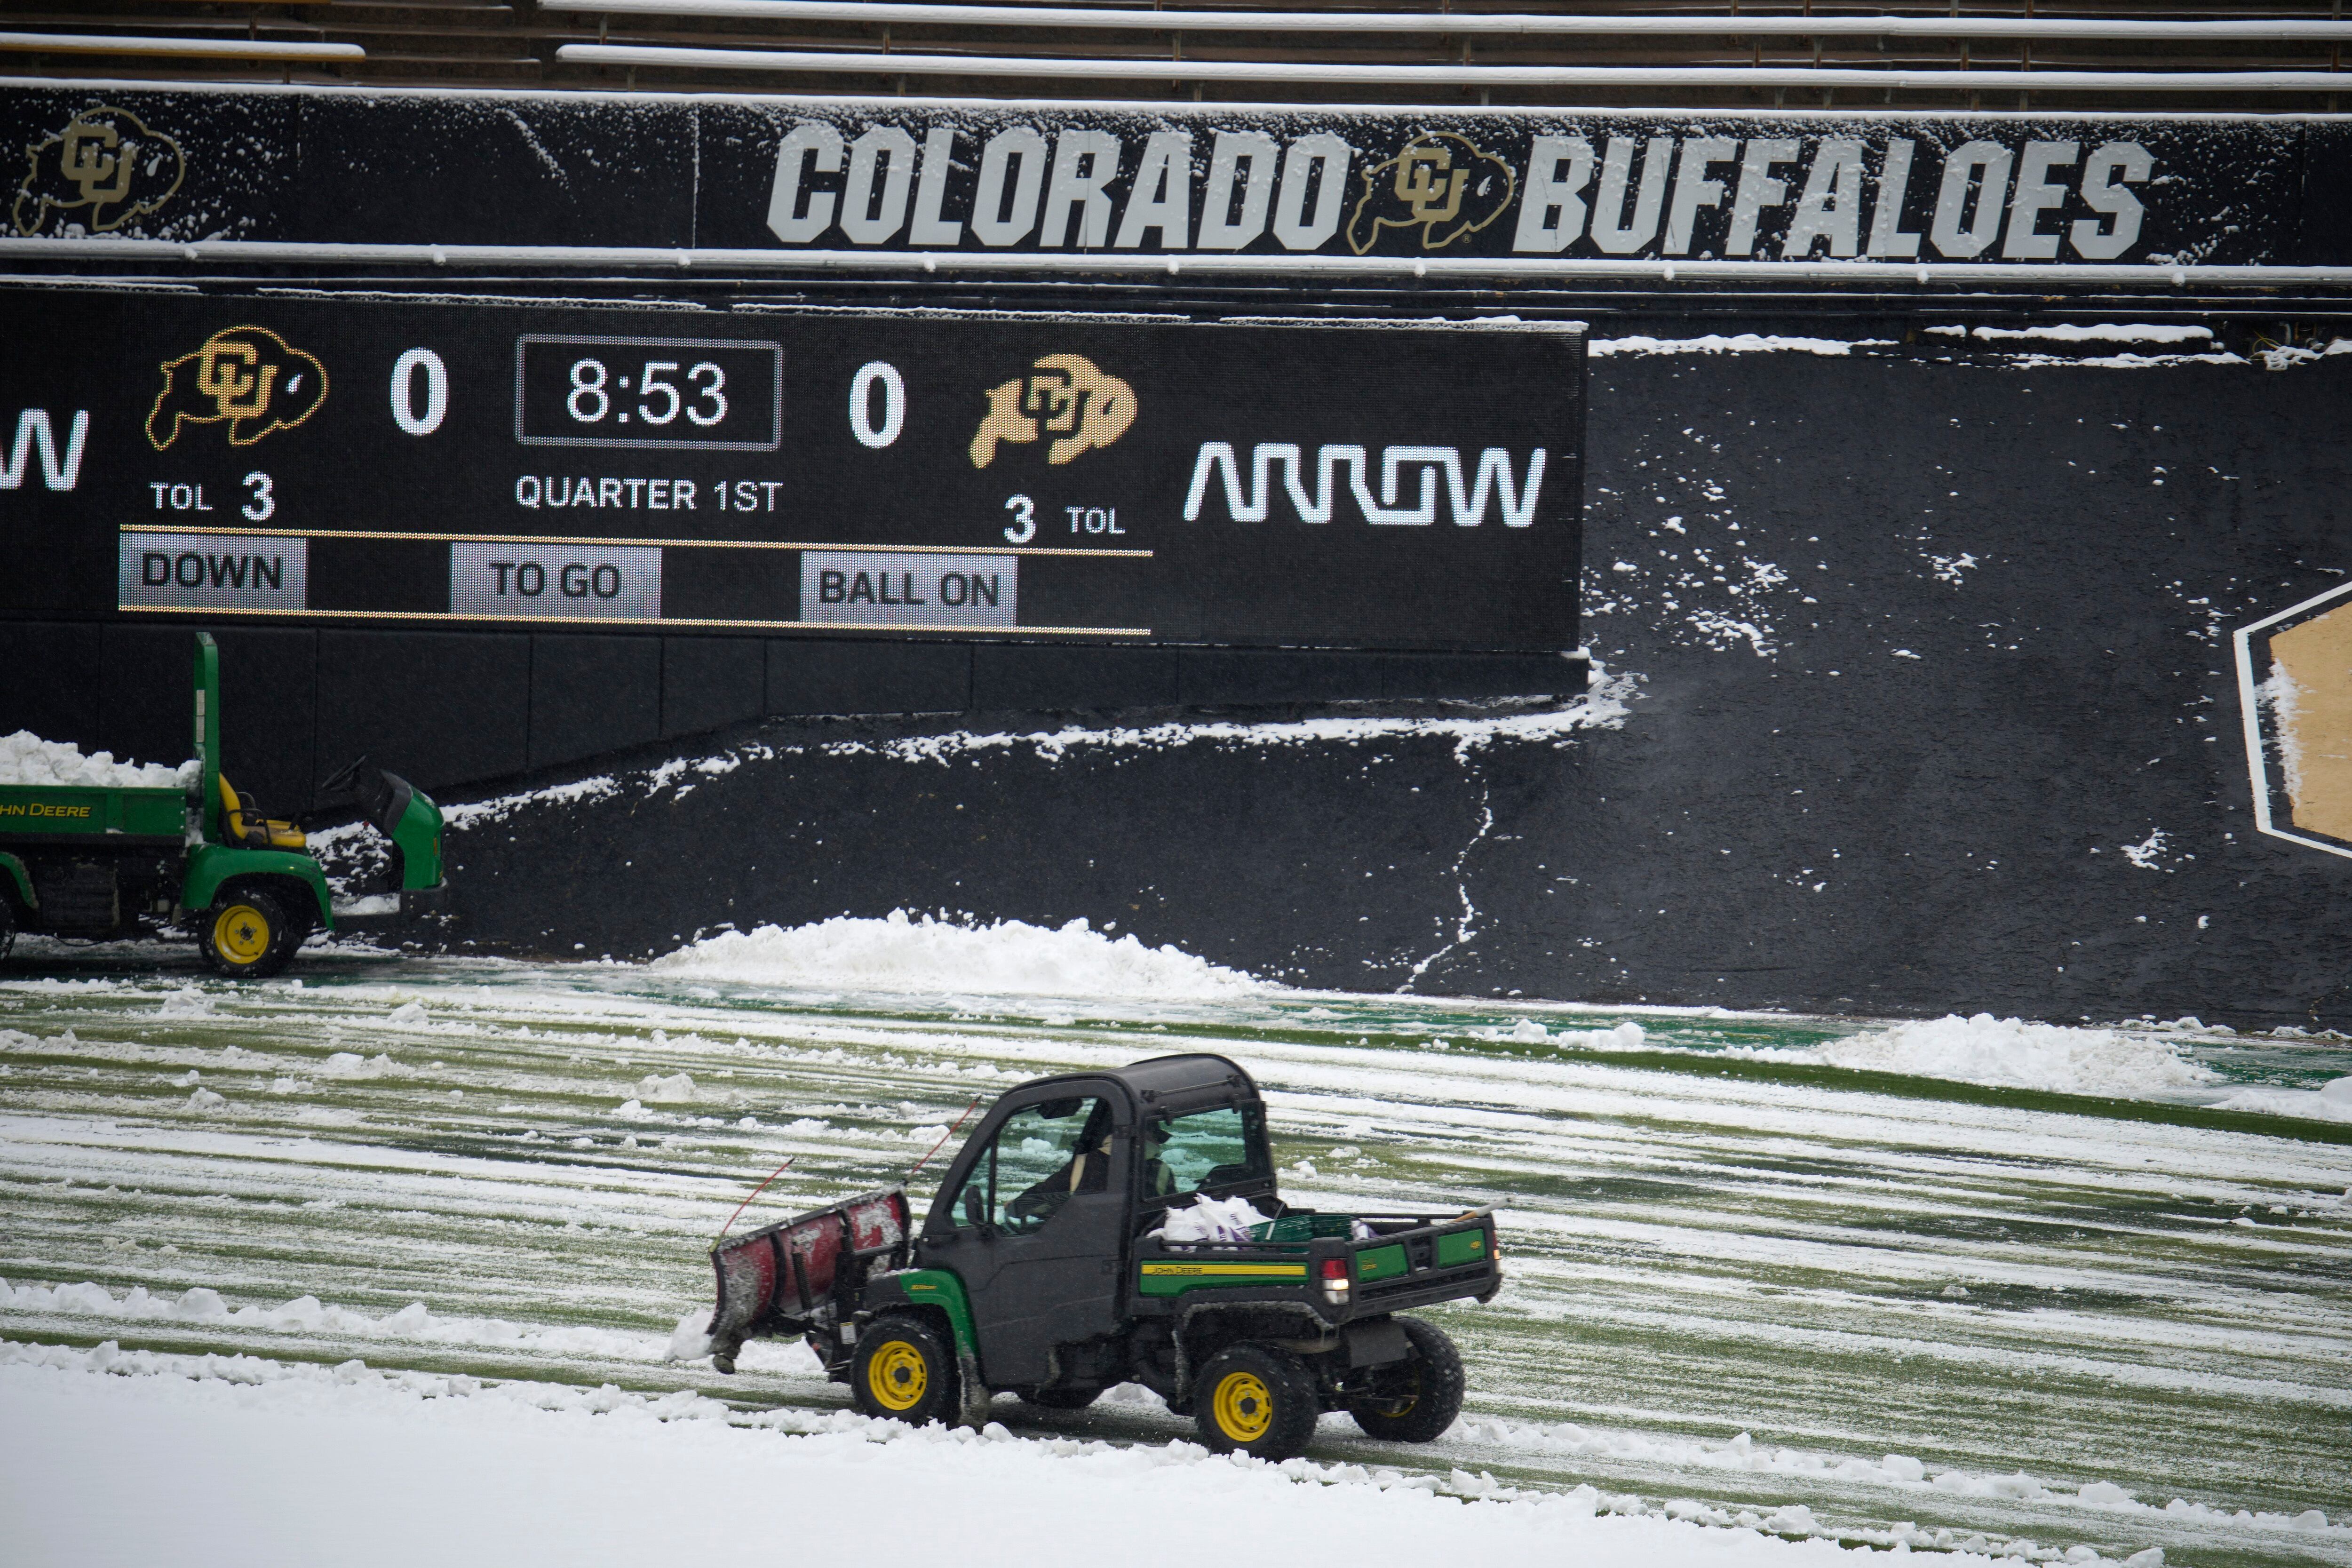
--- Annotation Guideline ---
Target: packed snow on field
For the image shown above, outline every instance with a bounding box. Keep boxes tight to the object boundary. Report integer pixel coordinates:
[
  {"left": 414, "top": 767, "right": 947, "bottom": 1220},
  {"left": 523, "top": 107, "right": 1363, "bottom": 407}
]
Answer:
[
  {"left": 651, "top": 909, "right": 1265, "bottom": 1000},
  {"left": 0, "top": 1345, "right": 2139, "bottom": 1568},
  {"left": 2209, "top": 1075, "right": 2352, "bottom": 1123},
  {"left": 1755, "top": 1014, "right": 2220, "bottom": 1098},
  {"left": 0, "top": 732, "right": 192, "bottom": 790}
]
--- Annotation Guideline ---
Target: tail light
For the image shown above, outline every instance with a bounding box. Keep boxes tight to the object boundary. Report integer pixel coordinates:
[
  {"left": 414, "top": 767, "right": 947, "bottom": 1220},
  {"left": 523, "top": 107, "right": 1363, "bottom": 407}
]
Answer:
[{"left": 1320, "top": 1256, "right": 1350, "bottom": 1305}]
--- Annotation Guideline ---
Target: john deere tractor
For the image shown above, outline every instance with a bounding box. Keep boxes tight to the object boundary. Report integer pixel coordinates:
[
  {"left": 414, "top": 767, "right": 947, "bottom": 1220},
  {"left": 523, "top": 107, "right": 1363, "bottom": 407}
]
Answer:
[
  {"left": 0, "top": 632, "right": 446, "bottom": 977},
  {"left": 707, "top": 1054, "right": 1499, "bottom": 1461}
]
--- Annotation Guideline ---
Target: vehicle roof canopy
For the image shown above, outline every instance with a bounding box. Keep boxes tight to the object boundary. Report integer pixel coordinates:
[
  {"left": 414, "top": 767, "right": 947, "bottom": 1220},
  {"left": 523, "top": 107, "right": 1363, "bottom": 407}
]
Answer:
[{"left": 1013, "top": 1053, "right": 1259, "bottom": 1122}]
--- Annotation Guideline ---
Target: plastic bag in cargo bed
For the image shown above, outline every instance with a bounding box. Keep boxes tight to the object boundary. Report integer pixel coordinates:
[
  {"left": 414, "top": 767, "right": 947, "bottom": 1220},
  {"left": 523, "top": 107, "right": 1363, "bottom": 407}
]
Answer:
[{"left": 1151, "top": 1194, "right": 1272, "bottom": 1243}]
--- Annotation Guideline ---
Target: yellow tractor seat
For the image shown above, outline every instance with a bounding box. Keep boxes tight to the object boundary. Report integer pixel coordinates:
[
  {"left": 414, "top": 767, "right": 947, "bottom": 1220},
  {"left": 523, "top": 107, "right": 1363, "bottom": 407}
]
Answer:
[{"left": 219, "top": 776, "right": 307, "bottom": 851}]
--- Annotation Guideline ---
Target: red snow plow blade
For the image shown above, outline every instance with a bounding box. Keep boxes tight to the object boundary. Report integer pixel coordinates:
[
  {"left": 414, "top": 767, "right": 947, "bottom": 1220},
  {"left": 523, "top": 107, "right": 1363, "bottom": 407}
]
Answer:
[{"left": 709, "top": 1186, "right": 910, "bottom": 1370}]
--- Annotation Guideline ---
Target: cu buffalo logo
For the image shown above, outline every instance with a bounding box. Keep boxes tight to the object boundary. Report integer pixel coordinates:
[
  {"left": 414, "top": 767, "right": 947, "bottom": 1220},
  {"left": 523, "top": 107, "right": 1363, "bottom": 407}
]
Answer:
[
  {"left": 146, "top": 326, "right": 329, "bottom": 451},
  {"left": 969, "top": 353, "right": 1136, "bottom": 469},
  {"left": 1345, "top": 132, "right": 1515, "bottom": 255},
  {"left": 11, "top": 106, "right": 185, "bottom": 238}
]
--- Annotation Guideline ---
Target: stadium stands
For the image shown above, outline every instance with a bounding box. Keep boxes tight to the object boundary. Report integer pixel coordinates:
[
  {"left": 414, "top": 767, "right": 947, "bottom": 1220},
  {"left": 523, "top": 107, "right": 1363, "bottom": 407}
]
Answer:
[{"left": 1, "top": 1, "right": 2344, "bottom": 107}]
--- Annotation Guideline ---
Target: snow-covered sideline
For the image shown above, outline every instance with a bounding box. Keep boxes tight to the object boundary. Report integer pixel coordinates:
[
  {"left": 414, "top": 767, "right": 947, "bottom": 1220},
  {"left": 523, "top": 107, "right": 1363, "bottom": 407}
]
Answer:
[
  {"left": 1784, "top": 1014, "right": 2217, "bottom": 1098},
  {"left": 0, "top": 731, "right": 192, "bottom": 790},
  {"left": 652, "top": 909, "right": 1265, "bottom": 999},
  {"left": 0, "top": 1343, "right": 2162, "bottom": 1568}
]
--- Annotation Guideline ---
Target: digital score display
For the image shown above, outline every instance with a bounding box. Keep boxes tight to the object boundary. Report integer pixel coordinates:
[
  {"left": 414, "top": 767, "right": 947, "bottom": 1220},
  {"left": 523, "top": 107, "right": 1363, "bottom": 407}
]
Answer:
[
  {"left": 512, "top": 335, "right": 783, "bottom": 451},
  {"left": 0, "top": 292, "right": 1583, "bottom": 652}
]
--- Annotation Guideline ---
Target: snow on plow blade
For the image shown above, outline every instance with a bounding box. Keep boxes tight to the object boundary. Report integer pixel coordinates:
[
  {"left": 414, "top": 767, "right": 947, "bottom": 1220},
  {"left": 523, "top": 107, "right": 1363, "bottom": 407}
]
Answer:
[{"left": 709, "top": 1187, "right": 910, "bottom": 1366}]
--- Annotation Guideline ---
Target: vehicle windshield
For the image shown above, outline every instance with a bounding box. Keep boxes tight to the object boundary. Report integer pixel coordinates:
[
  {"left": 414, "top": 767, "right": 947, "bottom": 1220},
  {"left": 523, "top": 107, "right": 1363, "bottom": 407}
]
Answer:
[{"left": 1144, "top": 1104, "right": 1270, "bottom": 1202}]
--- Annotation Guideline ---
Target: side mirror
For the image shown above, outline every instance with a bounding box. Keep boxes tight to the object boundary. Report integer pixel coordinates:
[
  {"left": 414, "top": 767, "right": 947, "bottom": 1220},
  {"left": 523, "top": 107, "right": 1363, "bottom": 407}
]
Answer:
[{"left": 962, "top": 1186, "right": 988, "bottom": 1228}]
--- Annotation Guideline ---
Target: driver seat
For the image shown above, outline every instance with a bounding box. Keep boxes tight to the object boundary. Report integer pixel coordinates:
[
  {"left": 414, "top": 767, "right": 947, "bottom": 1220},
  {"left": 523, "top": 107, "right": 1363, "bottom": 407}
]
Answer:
[{"left": 220, "top": 777, "right": 306, "bottom": 851}]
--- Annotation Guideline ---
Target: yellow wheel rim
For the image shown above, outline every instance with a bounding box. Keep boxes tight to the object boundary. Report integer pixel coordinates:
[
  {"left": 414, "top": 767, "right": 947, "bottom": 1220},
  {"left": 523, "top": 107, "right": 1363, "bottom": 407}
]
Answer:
[
  {"left": 1212, "top": 1370, "right": 1274, "bottom": 1443},
  {"left": 867, "top": 1340, "right": 928, "bottom": 1411},
  {"left": 212, "top": 903, "right": 273, "bottom": 966},
  {"left": 1363, "top": 1364, "right": 1420, "bottom": 1419}
]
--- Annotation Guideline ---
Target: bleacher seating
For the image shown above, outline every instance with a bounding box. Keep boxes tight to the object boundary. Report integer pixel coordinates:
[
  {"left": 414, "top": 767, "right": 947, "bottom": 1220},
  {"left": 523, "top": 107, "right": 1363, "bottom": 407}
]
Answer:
[{"left": 0, "top": 0, "right": 2343, "bottom": 108}]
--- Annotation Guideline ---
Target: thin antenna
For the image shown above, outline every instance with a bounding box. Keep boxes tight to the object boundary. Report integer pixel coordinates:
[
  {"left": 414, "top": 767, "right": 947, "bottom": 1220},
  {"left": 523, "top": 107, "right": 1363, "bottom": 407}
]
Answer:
[
  {"left": 713, "top": 1157, "right": 794, "bottom": 1247},
  {"left": 907, "top": 1095, "right": 984, "bottom": 1185}
]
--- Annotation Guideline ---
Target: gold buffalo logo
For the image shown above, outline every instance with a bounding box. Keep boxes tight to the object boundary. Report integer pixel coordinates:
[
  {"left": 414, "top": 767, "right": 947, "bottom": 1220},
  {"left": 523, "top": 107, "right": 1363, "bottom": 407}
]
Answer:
[
  {"left": 12, "top": 106, "right": 185, "bottom": 238},
  {"left": 1344, "top": 132, "right": 1516, "bottom": 256},
  {"left": 969, "top": 353, "right": 1136, "bottom": 469},
  {"left": 146, "top": 326, "right": 329, "bottom": 451}
]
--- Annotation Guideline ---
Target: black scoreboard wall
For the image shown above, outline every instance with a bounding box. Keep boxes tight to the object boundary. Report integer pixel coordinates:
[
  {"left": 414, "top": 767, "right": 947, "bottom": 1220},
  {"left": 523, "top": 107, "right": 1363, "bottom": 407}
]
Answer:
[{"left": 0, "top": 293, "right": 1583, "bottom": 812}]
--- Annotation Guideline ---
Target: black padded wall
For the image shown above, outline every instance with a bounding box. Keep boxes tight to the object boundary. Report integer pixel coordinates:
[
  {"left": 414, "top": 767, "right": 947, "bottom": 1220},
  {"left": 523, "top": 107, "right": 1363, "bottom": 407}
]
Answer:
[
  {"left": 528, "top": 635, "right": 662, "bottom": 773},
  {"left": 316, "top": 630, "right": 532, "bottom": 797}
]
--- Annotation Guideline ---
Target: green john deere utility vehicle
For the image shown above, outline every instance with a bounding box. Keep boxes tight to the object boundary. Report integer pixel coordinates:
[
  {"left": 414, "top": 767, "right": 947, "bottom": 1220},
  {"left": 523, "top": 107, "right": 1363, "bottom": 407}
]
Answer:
[
  {"left": 0, "top": 632, "right": 446, "bottom": 977},
  {"left": 707, "top": 1053, "right": 1500, "bottom": 1461}
]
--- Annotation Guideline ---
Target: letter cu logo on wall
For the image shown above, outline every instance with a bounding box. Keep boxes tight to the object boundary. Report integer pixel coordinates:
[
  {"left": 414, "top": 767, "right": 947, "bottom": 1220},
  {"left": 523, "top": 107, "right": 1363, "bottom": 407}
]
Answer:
[
  {"left": 1346, "top": 132, "right": 1516, "bottom": 255},
  {"left": 146, "top": 326, "right": 328, "bottom": 451},
  {"left": 2236, "top": 581, "right": 2352, "bottom": 861},
  {"left": 969, "top": 353, "right": 1136, "bottom": 469},
  {"left": 11, "top": 106, "right": 185, "bottom": 238}
]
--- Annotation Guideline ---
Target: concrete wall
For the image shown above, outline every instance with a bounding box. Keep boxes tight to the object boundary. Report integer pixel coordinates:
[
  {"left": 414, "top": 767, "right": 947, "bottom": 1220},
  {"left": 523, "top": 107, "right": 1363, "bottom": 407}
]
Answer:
[{"left": 0, "top": 623, "right": 1571, "bottom": 824}]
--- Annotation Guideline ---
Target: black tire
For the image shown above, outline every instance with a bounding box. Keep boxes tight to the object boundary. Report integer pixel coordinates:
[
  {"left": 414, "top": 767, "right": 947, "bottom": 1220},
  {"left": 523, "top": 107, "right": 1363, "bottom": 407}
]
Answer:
[
  {"left": 1346, "top": 1315, "right": 1466, "bottom": 1443},
  {"left": 1019, "top": 1385, "right": 1102, "bottom": 1410},
  {"left": 1194, "top": 1342, "right": 1320, "bottom": 1461},
  {"left": 281, "top": 901, "right": 319, "bottom": 955},
  {"left": 197, "top": 886, "right": 296, "bottom": 979},
  {"left": 850, "top": 1313, "right": 959, "bottom": 1426},
  {"left": 0, "top": 893, "right": 15, "bottom": 962}
]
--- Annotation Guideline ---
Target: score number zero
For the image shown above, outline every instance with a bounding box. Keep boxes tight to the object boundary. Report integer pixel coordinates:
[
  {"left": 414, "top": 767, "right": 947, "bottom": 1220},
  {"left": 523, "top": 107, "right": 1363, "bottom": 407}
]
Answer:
[{"left": 150, "top": 347, "right": 452, "bottom": 524}]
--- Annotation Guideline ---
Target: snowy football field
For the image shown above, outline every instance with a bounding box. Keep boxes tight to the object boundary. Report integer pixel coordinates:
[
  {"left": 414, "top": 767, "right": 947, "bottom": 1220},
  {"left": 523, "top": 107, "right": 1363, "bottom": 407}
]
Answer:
[{"left": 2, "top": 921, "right": 2346, "bottom": 1567}]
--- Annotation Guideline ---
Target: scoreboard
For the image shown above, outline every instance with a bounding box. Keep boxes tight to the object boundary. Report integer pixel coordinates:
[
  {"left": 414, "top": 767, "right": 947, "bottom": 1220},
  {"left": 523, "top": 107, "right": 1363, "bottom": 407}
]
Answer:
[{"left": 0, "top": 292, "right": 1583, "bottom": 654}]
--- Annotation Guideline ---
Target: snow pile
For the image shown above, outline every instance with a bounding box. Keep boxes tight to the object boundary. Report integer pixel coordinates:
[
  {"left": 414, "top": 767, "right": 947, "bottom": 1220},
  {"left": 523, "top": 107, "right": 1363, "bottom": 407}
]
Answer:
[
  {"left": 0, "top": 731, "right": 192, "bottom": 789},
  {"left": 316, "top": 1052, "right": 408, "bottom": 1079},
  {"left": 1797, "top": 1015, "right": 2217, "bottom": 1097},
  {"left": 651, "top": 910, "right": 1265, "bottom": 1000},
  {"left": 2209, "top": 1076, "right": 2352, "bottom": 1124},
  {"left": 665, "top": 1309, "right": 714, "bottom": 1362},
  {"left": 155, "top": 987, "right": 215, "bottom": 1018},
  {"left": 1493, "top": 1019, "right": 1648, "bottom": 1052}
]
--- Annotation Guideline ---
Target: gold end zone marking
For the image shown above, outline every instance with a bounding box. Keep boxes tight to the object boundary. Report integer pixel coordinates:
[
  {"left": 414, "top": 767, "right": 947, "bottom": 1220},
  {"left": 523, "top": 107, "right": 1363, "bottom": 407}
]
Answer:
[
  {"left": 1139, "top": 1262, "right": 1307, "bottom": 1279},
  {"left": 119, "top": 604, "right": 1151, "bottom": 637},
  {"left": 116, "top": 524, "right": 1151, "bottom": 560}
]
